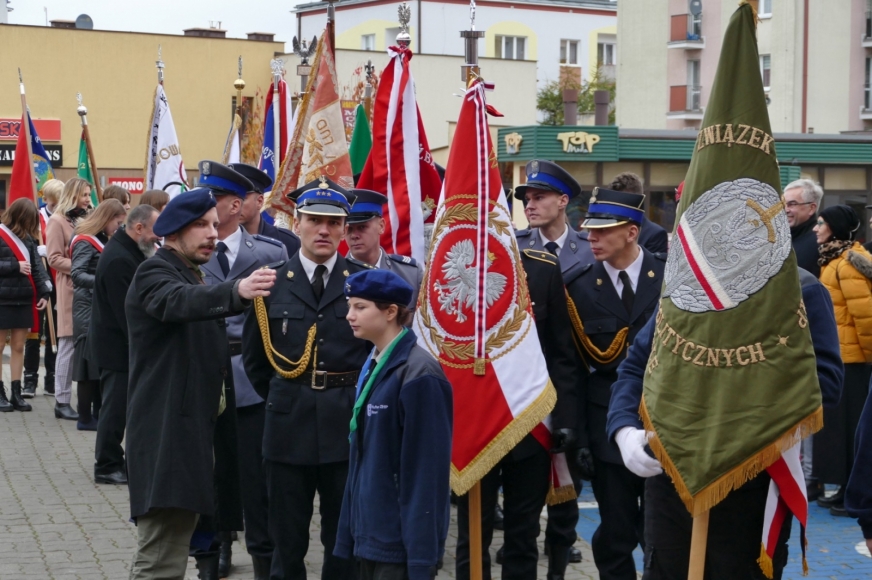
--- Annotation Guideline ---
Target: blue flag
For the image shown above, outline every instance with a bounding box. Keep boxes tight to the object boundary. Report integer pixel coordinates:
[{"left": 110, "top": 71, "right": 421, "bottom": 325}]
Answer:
[{"left": 28, "top": 115, "right": 55, "bottom": 196}]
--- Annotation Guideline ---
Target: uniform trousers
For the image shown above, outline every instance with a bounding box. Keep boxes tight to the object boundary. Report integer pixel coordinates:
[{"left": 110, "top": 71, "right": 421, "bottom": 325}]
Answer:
[
  {"left": 95, "top": 369, "right": 128, "bottom": 476},
  {"left": 455, "top": 444, "right": 551, "bottom": 580},
  {"left": 642, "top": 472, "right": 791, "bottom": 580},
  {"left": 589, "top": 456, "right": 645, "bottom": 580},
  {"left": 54, "top": 336, "right": 75, "bottom": 405},
  {"left": 23, "top": 306, "right": 56, "bottom": 382},
  {"left": 264, "top": 459, "right": 353, "bottom": 580},
  {"left": 129, "top": 508, "right": 199, "bottom": 580},
  {"left": 544, "top": 484, "right": 580, "bottom": 547},
  {"left": 359, "top": 559, "right": 411, "bottom": 580},
  {"left": 237, "top": 403, "right": 274, "bottom": 560}
]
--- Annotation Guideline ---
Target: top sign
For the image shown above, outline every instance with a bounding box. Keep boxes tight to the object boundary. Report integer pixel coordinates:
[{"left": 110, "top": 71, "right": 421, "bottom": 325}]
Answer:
[{"left": 0, "top": 119, "right": 62, "bottom": 142}]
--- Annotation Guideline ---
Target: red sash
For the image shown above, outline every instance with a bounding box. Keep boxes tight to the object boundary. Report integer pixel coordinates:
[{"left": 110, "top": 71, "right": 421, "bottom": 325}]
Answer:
[
  {"left": 0, "top": 224, "right": 39, "bottom": 331},
  {"left": 70, "top": 234, "right": 105, "bottom": 254}
]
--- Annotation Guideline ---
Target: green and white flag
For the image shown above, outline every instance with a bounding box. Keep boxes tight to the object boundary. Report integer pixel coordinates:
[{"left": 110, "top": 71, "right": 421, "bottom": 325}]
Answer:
[
  {"left": 77, "top": 131, "right": 98, "bottom": 207},
  {"left": 348, "top": 104, "right": 371, "bottom": 176}
]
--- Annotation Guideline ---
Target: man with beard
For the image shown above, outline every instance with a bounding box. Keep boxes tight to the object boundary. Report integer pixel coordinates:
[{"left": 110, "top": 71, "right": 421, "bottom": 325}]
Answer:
[
  {"left": 125, "top": 189, "right": 276, "bottom": 579},
  {"left": 90, "top": 204, "right": 160, "bottom": 485}
]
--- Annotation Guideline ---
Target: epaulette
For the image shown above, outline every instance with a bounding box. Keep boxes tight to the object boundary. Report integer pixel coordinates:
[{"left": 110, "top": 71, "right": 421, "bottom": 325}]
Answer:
[
  {"left": 514, "top": 228, "right": 532, "bottom": 238},
  {"left": 388, "top": 254, "right": 417, "bottom": 267},
  {"left": 253, "top": 234, "right": 283, "bottom": 248},
  {"left": 652, "top": 252, "right": 667, "bottom": 262},
  {"left": 562, "top": 262, "right": 593, "bottom": 285},
  {"left": 346, "top": 256, "right": 376, "bottom": 269},
  {"left": 522, "top": 249, "right": 558, "bottom": 266},
  {"left": 262, "top": 259, "right": 286, "bottom": 271}
]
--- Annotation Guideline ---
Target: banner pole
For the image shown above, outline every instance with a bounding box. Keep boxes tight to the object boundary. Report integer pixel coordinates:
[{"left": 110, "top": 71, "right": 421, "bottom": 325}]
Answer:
[
  {"left": 688, "top": 509, "right": 710, "bottom": 580},
  {"left": 77, "top": 94, "right": 103, "bottom": 203},
  {"left": 468, "top": 481, "right": 483, "bottom": 580},
  {"left": 270, "top": 59, "right": 283, "bottom": 170}
]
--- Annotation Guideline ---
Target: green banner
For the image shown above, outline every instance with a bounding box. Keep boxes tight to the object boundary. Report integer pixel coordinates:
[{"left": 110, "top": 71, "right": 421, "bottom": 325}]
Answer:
[
  {"left": 77, "top": 133, "right": 98, "bottom": 207},
  {"left": 349, "top": 104, "right": 372, "bottom": 176}
]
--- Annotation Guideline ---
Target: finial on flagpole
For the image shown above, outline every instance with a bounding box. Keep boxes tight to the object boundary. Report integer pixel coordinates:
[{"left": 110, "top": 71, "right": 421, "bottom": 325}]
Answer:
[
  {"left": 76, "top": 92, "right": 88, "bottom": 117},
  {"left": 460, "top": 0, "right": 485, "bottom": 81},
  {"left": 156, "top": 44, "right": 165, "bottom": 84},
  {"left": 234, "top": 56, "right": 246, "bottom": 91},
  {"left": 270, "top": 58, "right": 284, "bottom": 80},
  {"left": 18, "top": 67, "right": 25, "bottom": 94},
  {"left": 396, "top": 2, "right": 411, "bottom": 47},
  {"left": 469, "top": 0, "right": 477, "bottom": 30}
]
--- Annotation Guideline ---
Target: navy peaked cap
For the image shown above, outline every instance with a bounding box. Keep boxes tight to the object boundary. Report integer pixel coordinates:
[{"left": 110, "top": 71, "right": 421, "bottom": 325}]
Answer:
[
  {"left": 514, "top": 160, "right": 581, "bottom": 200},
  {"left": 347, "top": 189, "right": 388, "bottom": 224},
  {"left": 228, "top": 163, "right": 273, "bottom": 194},
  {"left": 198, "top": 160, "right": 254, "bottom": 198}
]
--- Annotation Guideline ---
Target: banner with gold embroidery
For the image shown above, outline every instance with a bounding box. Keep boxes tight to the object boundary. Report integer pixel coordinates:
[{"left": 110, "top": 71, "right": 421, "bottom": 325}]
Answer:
[{"left": 642, "top": 1, "right": 821, "bottom": 539}]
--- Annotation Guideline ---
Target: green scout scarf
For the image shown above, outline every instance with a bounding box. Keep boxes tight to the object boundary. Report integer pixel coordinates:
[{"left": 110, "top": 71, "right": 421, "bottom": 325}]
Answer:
[
  {"left": 349, "top": 327, "right": 408, "bottom": 434},
  {"left": 642, "top": 2, "right": 822, "bottom": 518}
]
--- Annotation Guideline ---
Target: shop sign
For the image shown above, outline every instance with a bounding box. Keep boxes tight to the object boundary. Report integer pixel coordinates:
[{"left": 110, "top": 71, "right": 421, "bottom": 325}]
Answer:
[
  {"left": 504, "top": 132, "right": 523, "bottom": 155},
  {"left": 0, "top": 118, "right": 62, "bottom": 142},
  {"left": 557, "top": 131, "right": 601, "bottom": 154},
  {"left": 108, "top": 177, "right": 145, "bottom": 193},
  {"left": 0, "top": 144, "right": 63, "bottom": 166}
]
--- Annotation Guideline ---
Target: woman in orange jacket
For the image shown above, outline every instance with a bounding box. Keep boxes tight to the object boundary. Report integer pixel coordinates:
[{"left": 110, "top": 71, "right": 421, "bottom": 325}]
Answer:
[{"left": 813, "top": 204, "right": 872, "bottom": 515}]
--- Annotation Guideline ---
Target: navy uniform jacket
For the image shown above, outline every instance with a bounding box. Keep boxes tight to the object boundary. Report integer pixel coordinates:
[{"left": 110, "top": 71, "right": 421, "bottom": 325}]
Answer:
[
  {"left": 202, "top": 228, "right": 287, "bottom": 408},
  {"left": 242, "top": 253, "right": 371, "bottom": 465},
  {"left": 347, "top": 251, "right": 425, "bottom": 309},
  {"left": 563, "top": 248, "right": 665, "bottom": 464},
  {"left": 638, "top": 216, "right": 669, "bottom": 254},
  {"left": 846, "top": 380, "right": 872, "bottom": 539},
  {"left": 607, "top": 268, "right": 844, "bottom": 442},
  {"left": 515, "top": 226, "right": 594, "bottom": 273},
  {"left": 259, "top": 218, "right": 301, "bottom": 257}
]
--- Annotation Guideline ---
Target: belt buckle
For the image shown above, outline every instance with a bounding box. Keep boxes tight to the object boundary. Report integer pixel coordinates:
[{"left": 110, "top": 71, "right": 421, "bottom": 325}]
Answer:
[{"left": 311, "top": 370, "right": 327, "bottom": 390}]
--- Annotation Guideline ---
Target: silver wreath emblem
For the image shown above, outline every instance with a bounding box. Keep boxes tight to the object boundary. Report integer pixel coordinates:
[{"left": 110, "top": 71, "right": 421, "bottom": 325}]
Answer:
[{"left": 664, "top": 178, "right": 790, "bottom": 313}]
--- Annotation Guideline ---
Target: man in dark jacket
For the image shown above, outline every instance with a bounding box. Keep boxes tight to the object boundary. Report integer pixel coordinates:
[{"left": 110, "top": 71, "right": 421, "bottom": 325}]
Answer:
[
  {"left": 231, "top": 162, "right": 301, "bottom": 256},
  {"left": 125, "top": 189, "right": 276, "bottom": 580},
  {"left": 90, "top": 204, "right": 160, "bottom": 485},
  {"left": 607, "top": 269, "right": 843, "bottom": 579},
  {"left": 846, "top": 377, "right": 872, "bottom": 557}
]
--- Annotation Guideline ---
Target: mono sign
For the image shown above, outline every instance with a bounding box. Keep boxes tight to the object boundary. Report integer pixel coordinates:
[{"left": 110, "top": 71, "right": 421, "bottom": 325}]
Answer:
[{"left": 0, "top": 144, "right": 63, "bottom": 167}]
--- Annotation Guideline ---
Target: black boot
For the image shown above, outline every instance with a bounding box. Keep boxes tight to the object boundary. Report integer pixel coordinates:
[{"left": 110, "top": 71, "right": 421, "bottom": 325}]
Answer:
[
  {"left": 0, "top": 382, "right": 13, "bottom": 412},
  {"left": 218, "top": 540, "right": 232, "bottom": 577},
  {"left": 43, "top": 373, "right": 55, "bottom": 396},
  {"left": 22, "top": 372, "right": 38, "bottom": 398},
  {"left": 252, "top": 555, "right": 272, "bottom": 580},
  {"left": 546, "top": 544, "right": 571, "bottom": 580},
  {"left": 10, "top": 381, "right": 32, "bottom": 412},
  {"left": 55, "top": 403, "right": 78, "bottom": 420},
  {"left": 195, "top": 553, "right": 220, "bottom": 580}
]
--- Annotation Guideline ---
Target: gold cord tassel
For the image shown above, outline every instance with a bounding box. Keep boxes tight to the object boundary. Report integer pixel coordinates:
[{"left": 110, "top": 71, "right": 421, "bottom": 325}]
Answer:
[
  {"left": 565, "top": 292, "right": 628, "bottom": 365},
  {"left": 253, "top": 296, "right": 317, "bottom": 379}
]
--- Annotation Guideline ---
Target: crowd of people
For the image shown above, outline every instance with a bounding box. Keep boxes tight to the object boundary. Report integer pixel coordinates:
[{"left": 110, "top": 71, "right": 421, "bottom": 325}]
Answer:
[{"left": 0, "top": 159, "right": 870, "bottom": 580}]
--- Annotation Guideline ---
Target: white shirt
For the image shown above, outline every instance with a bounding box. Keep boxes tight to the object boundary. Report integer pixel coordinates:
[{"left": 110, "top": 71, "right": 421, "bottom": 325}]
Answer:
[
  {"left": 218, "top": 226, "right": 243, "bottom": 271},
  {"left": 537, "top": 224, "right": 570, "bottom": 256},
  {"left": 299, "top": 251, "right": 338, "bottom": 286},
  {"left": 603, "top": 247, "right": 644, "bottom": 295}
]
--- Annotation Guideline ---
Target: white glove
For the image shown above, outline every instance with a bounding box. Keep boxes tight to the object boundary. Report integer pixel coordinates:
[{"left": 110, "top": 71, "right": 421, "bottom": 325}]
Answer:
[
  {"left": 37, "top": 245, "right": 47, "bottom": 257},
  {"left": 615, "top": 427, "right": 663, "bottom": 478},
  {"left": 45, "top": 281, "right": 53, "bottom": 292}
]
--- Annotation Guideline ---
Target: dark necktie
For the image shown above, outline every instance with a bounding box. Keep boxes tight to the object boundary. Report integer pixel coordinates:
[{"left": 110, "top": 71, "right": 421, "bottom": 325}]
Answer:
[
  {"left": 312, "top": 264, "right": 327, "bottom": 302},
  {"left": 216, "top": 241, "right": 230, "bottom": 277},
  {"left": 544, "top": 241, "right": 559, "bottom": 256},
  {"left": 619, "top": 270, "right": 635, "bottom": 315}
]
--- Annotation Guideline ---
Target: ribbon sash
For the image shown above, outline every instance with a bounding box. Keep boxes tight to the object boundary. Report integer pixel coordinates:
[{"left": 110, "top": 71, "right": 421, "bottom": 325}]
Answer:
[{"left": 70, "top": 234, "right": 105, "bottom": 254}]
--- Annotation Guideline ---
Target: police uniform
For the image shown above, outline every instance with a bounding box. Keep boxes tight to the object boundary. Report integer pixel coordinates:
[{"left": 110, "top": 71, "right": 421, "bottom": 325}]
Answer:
[
  {"left": 345, "top": 189, "right": 425, "bottom": 309},
  {"left": 563, "top": 188, "right": 665, "bottom": 580},
  {"left": 455, "top": 248, "right": 580, "bottom": 580},
  {"left": 514, "top": 160, "right": 594, "bottom": 273},
  {"left": 229, "top": 162, "right": 302, "bottom": 256},
  {"left": 242, "top": 177, "right": 370, "bottom": 580},
  {"left": 199, "top": 161, "right": 288, "bottom": 579}
]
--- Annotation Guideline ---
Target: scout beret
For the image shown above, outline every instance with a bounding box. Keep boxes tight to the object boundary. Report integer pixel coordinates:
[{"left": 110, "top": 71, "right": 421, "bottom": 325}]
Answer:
[
  {"left": 347, "top": 189, "right": 388, "bottom": 224},
  {"left": 514, "top": 160, "right": 581, "bottom": 200},
  {"left": 198, "top": 160, "right": 254, "bottom": 198},
  {"left": 344, "top": 269, "right": 413, "bottom": 307},
  {"left": 229, "top": 163, "right": 273, "bottom": 194},
  {"left": 288, "top": 176, "right": 357, "bottom": 216},
  {"left": 582, "top": 187, "right": 646, "bottom": 229},
  {"left": 153, "top": 188, "right": 218, "bottom": 237}
]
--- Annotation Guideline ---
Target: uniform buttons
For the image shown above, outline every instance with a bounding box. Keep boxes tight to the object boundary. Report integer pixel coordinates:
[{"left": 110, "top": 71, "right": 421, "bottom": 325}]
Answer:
[
  {"left": 267, "top": 402, "right": 273, "bottom": 409},
  {"left": 318, "top": 361, "right": 325, "bottom": 367},
  {"left": 283, "top": 311, "right": 288, "bottom": 316},
  {"left": 319, "top": 339, "right": 324, "bottom": 345},
  {"left": 317, "top": 314, "right": 324, "bottom": 320}
]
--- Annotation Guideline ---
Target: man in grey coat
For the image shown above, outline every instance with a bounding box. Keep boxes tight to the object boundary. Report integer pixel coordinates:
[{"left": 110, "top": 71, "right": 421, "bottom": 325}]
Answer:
[{"left": 125, "top": 188, "right": 276, "bottom": 580}]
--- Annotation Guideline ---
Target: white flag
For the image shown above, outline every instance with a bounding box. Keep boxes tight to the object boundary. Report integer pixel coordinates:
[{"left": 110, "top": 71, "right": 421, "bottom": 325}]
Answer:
[
  {"left": 145, "top": 84, "right": 188, "bottom": 199},
  {"left": 223, "top": 113, "right": 241, "bottom": 165}
]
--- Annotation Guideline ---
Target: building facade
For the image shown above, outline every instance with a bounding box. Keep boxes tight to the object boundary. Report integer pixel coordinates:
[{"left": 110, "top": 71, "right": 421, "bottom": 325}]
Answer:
[{"left": 617, "top": 0, "right": 872, "bottom": 134}]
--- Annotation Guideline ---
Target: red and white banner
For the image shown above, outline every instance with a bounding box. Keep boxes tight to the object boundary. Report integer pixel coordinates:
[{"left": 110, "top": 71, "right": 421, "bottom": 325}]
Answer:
[
  {"left": 356, "top": 46, "right": 442, "bottom": 263},
  {"left": 760, "top": 434, "right": 809, "bottom": 577},
  {"left": 414, "top": 79, "right": 556, "bottom": 494},
  {"left": 70, "top": 234, "right": 105, "bottom": 254}
]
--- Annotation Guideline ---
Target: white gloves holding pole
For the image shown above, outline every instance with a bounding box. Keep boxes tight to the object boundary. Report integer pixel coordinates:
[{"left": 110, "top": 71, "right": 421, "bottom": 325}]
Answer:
[{"left": 616, "top": 427, "right": 663, "bottom": 478}]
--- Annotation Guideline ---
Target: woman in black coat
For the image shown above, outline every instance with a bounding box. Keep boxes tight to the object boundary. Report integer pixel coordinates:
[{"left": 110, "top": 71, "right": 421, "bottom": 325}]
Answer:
[
  {"left": 0, "top": 199, "right": 52, "bottom": 412},
  {"left": 70, "top": 199, "right": 127, "bottom": 430}
]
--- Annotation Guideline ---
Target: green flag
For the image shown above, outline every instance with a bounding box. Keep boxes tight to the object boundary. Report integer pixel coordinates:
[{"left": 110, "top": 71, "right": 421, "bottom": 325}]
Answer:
[
  {"left": 642, "top": 2, "right": 821, "bottom": 517},
  {"left": 349, "top": 104, "right": 372, "bottom": 176},
  {"left": 77, "top": 132, "right": 98, "bottom": 207}
]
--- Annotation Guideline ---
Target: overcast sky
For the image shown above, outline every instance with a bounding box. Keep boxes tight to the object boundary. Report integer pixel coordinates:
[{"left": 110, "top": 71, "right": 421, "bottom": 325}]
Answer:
[{"left": 7, "top": 0, "right": 312, "bottom": 45}]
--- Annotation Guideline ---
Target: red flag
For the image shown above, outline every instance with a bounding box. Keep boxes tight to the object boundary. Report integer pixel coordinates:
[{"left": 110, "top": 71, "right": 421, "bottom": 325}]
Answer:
[
  {"left": 414, "top": 79, "right": 555, "bottom": 494},
  {"left": 357, "top": 46, "right": 442, "bottom": 262},
  {"left": 9, "top": 115, "right": 36, "bottom": 206}
]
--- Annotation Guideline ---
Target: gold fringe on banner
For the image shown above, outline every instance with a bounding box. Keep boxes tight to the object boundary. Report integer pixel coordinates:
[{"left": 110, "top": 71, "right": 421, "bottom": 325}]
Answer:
[
  {"left": 639, "top": 398, "right": 823, "bottom": 517},
  {"left": 757, "top": 544, "right": 774, "bottom": 579},
  {"left": 546, "top": 483, "right": 578, "bottom": 506}
]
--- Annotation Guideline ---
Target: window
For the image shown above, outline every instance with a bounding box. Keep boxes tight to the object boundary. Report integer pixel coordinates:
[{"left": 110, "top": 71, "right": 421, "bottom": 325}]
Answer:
[
  {"left": 495, "top": 35, "right": 526, "bottom": 60},
  {"left": 361, "top": 34, "right": 375, "bottom": 51},
  {"left": 866, "top": 57, "right": 871, "bottom": 110},
  {"left": 560, "top": 40, "right": 579, "bottom": 65},
  {"left": 760, "top": 54, "right": 771, "bottom": 91},
  {"left": 759, "top": 0, "right": 772, "bottom": 17},
  {"left": 597, "top": 42, "right": 616, "bottom": 66},
  {"left": 688, "top": 12, "right": 702, "bottom": 39},
  {"left": 687, "top": 59, "right": 701, "bottom": 110}
]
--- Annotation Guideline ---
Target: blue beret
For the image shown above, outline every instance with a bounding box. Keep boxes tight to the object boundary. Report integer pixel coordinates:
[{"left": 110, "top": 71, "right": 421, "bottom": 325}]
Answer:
[
  {"left": 153, "top": 188, "right": 218, "bottom": 237},
  {"left": 514, "top": 159, "right": 581, "bottom": 200},
  {"left": 344, "top": 269, "right": 413, "bottom": 307},
  {"left": 198, "top": 160, "right": 254, "bottom": 198},
  {"left": 289, "top": 176, "right": 356, "bottom": 216}
]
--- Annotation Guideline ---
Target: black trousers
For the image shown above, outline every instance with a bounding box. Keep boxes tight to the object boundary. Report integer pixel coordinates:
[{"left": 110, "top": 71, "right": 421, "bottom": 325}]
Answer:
[
  {"left": 24, "top": 305, "right": 57, "bottom": 379},
  {"left": 264, "top": 460, "right": 353, "bottom": 580},
  {"left": 94, "top": 369, "right": 127, "bottom": 476},
  {"left": 358, "top": 559, "right": 410, "bottom": 580},
  {"left": 544, "top": 482, "right": 581, "bottom": 547},
  {"left": 589, "top": 456, "right": 645, "bottom": 580},
  {"left": 237, "top": 403, "right": 274, "bottom": 560},
  {"left": 455, "top": 445, "right": 551, "bottom": 580},
  {"left": 642, "top": 472, "right": 791, "bottom": 580}
]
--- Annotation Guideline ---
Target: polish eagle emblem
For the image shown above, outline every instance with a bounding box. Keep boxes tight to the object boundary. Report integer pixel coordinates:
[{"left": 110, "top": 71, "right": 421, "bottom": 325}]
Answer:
[
  {"left": 436, "top": 240, "right": 507, "bottom": 323},
  {"left": 292, "top": 36, "right": 318, "bottom": 65}
]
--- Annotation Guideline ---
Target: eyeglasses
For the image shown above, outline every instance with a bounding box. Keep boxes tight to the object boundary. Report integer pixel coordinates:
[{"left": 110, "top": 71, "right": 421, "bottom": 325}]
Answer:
[{"left": 785, "top": 201, "right": 814, "bottom": 209}]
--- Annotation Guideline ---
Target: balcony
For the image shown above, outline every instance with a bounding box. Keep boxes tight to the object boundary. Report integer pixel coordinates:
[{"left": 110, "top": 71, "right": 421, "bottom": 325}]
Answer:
[
  {"left": 863, "top": 83, "right": 872, "bottom": 120},
  {"left": 668, "top": 14, "right": 705, "bottom": 49},
  {"left": 864, "top": 11, "right": 872, "bottom": 47},
  {"left": 668, "top": 85, "right": 704, "bottom": 120}
]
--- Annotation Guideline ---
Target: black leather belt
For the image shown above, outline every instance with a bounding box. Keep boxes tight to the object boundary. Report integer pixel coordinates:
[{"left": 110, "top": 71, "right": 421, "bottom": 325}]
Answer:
[
  {"left": 279, "top": 369, "right": 360, "bottom": 390},
  {"left": 228, "top": 342, "right": 243, "bottom": 357}
]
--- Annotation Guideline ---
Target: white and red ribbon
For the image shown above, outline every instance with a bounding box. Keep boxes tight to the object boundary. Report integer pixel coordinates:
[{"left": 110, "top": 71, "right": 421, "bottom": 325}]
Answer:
[{"left": 0, "top": 223, "right": 39, "bottom": 331}]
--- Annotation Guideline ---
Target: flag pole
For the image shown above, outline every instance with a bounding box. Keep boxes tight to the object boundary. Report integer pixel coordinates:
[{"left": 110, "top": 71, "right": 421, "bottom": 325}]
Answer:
[
  {"left": 18, "top": 70, "right": 39, "bottom": 206},
  {"left": 363, "top": 59, "right": 374, "bottom": 123},
  {"left": 270, "top": 59, "right": 283, "bottom": 171},
  {"left": 77, "top": 93, "right": 103, "bottom": 203},
  {"left": 460, "top": 2, "right": 486, "bottom": 577},
  {"left": 326, "top": 0, "right": 336, "bottom": 57},
  {"left": 223, "top": 56, "right": 245, "bottom": 164},
  {"left": 688, "top": 509, "right": 710, "bottom": 580}
]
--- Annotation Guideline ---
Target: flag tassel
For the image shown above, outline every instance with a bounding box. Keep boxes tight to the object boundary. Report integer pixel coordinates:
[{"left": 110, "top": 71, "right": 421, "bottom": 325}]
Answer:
[{"left": 757, "top": 544, "right": 774, "bottom": 579}]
